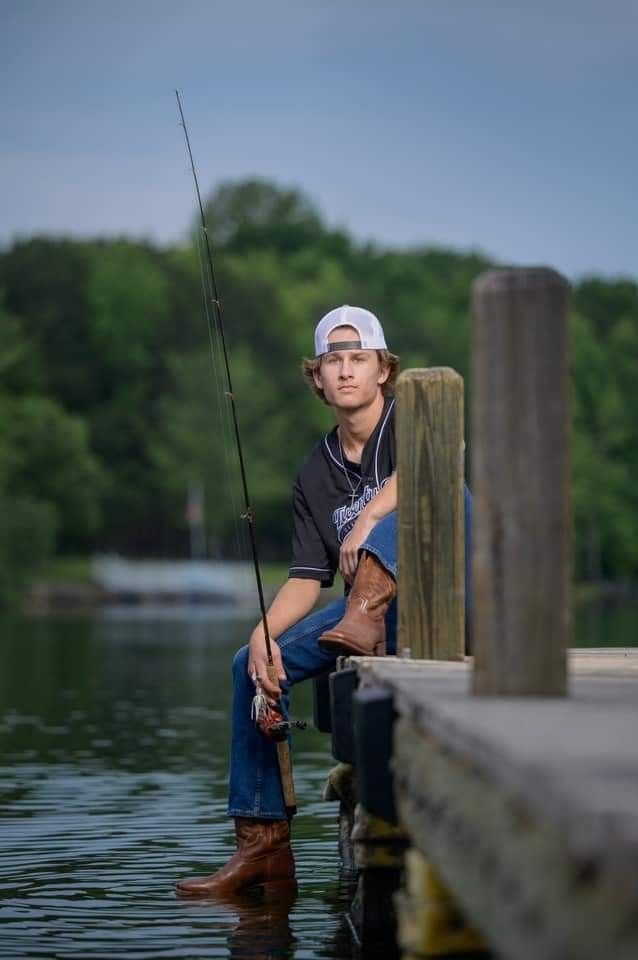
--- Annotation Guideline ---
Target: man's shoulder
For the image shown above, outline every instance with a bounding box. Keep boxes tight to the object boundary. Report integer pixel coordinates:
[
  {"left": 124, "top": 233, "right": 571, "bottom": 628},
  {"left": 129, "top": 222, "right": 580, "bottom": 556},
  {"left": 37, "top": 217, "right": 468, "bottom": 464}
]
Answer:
[{"left": 296, "top": 429, "right": 336, "bottom": 484}]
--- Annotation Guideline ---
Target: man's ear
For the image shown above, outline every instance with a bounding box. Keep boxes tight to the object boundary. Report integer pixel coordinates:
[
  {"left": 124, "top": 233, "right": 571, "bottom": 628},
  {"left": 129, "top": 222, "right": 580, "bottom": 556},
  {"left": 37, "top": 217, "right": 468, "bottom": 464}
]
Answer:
[
  {"left": 378, "top": 361, "right": 390, "bottom": 386},
  {"left": 313, "top": 363, "right": 324, "bottom": 391}
]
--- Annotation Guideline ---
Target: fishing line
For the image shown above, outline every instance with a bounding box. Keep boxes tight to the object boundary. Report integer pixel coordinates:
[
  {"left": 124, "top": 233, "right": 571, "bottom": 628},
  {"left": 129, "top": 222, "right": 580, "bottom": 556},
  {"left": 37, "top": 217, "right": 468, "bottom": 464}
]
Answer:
[
  {"left": 193, "top": 226, "right": 247, "bottom": 565},
  {"left": 175, "top": 89, "right": 273, "bottom": 665}
]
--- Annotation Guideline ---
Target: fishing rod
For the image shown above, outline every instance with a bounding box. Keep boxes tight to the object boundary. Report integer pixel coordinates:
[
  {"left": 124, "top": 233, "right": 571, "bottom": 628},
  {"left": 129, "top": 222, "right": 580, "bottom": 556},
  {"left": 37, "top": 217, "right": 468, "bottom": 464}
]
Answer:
[{"left": 175, "top": 90, "right": 303, "bottom": 812}]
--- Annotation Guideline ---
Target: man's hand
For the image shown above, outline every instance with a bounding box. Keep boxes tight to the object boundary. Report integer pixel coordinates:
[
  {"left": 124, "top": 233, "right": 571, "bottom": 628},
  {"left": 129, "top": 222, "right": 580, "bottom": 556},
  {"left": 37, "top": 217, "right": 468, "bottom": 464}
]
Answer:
[
  {"left": 339, "top": 473, "right": 397, "bottom": 583},
  {"left": 248, "top": 627, "right": 287, "bottom": 706},
  {"left": 339, "top": 515, "right": 374, "bottom": 583},
  {"left": 242, "top": 578, "right": 320, "bottom": 709}
]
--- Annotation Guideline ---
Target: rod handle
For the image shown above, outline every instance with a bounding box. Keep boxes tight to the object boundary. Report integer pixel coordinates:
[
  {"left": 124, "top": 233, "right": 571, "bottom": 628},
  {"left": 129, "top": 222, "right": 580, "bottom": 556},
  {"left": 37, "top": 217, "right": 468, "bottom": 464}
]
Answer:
[
  {"left": 277, "top": 740, "right": 297, "bottom": 811},
  {"left": 267, "top": 664, "right": 297, "bottom": 811}
]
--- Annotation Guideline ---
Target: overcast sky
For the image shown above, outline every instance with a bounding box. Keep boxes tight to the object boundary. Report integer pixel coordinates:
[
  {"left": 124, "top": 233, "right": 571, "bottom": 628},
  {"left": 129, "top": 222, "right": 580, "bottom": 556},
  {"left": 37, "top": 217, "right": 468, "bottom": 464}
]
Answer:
[{"left": 1, "top": 0, "right": 636, "bottom": 280}]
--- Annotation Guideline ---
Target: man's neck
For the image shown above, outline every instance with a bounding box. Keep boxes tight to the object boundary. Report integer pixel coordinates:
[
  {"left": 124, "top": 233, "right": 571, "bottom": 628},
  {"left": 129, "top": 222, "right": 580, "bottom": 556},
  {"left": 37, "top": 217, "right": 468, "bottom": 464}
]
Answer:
[{"left": 335, "top": 394, "right": 386, "bottom": 463}]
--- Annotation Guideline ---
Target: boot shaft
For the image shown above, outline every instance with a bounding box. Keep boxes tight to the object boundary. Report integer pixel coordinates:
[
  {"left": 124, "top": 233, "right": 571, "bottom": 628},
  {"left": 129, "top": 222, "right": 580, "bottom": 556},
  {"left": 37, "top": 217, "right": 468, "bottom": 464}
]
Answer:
[
  {"left": 235, "top": 817, "right": 290, "bottom": 853},
  {"left": 349, "top": 553, "right": 396, "bottom": 620}
]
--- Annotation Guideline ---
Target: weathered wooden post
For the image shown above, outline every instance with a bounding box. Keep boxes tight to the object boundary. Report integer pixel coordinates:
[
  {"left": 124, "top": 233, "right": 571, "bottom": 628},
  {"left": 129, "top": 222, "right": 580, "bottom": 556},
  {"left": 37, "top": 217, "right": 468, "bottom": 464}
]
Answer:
[
  {"left": 396, "top": 368, "right": 465, "bottom": 660},
  {"left": 471, "top": 267, "right": 571, "bottom": 695}
]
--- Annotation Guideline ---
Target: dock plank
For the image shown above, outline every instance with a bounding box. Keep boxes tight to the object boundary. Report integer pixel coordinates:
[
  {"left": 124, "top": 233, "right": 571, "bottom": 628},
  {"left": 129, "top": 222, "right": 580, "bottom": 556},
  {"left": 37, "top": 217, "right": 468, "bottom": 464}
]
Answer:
[{"left": 348, "top": 650, "right": 638, "bottom": 960}]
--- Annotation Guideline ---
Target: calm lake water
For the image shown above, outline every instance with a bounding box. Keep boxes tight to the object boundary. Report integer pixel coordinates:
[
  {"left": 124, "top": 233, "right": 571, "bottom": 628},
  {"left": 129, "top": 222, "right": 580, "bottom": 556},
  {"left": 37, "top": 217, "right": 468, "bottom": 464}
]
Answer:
[{"left": 1, "top": 596, "right": 636, "bottom": 959}]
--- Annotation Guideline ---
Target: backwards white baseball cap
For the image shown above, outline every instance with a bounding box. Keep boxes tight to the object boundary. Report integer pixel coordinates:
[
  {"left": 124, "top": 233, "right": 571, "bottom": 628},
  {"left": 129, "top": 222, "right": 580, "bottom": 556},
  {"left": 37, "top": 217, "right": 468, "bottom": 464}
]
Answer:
[{"left": 314, "top": 305, "right": 388, "bottom": 358}]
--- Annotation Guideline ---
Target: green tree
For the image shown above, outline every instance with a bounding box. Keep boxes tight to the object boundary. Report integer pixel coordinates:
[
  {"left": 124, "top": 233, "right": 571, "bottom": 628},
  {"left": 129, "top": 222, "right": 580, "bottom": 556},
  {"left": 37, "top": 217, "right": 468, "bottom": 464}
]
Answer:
[
  {"left": 1, "top": 181, "right": 636, "bottom": 584},
  {"left": 201, "top": 178, "right": 324, "bottom": 255},
  {"left": 0, "top": 300, "right": 103, "bottom": 604},
  {"left": 5, "top": 395, "right": 102, "bottom": 548}
]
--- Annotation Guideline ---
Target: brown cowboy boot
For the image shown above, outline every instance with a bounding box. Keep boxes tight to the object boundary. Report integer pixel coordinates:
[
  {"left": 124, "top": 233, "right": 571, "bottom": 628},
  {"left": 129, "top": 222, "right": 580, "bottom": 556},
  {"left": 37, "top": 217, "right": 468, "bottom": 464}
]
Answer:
[
  {"left": 176, "top": 818, "right": 295, "bottom": 897},
  {"left": 318, "top": 551, "right": 396, "bottom": 657}
]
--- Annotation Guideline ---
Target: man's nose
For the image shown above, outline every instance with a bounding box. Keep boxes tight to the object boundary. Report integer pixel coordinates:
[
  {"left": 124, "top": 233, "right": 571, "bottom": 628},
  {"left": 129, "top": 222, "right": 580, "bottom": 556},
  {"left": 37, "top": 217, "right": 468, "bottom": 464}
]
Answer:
[{"left": 339, "top": 359, "right": 354, "bottom": 378}]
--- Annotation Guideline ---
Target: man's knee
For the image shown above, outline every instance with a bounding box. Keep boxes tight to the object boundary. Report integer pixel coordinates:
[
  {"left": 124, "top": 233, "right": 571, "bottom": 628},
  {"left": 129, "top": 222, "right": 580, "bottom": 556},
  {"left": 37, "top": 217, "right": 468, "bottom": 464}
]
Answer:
[{"left": 232, "top": 644, "right": 250, "bottom": 678}]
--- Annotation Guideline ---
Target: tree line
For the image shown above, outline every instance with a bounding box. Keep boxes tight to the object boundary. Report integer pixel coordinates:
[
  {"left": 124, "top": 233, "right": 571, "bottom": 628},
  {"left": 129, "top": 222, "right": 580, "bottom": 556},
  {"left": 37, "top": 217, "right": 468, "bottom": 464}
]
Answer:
[{"left": 0, "top": 179, "right": 636, "bottom": 605}]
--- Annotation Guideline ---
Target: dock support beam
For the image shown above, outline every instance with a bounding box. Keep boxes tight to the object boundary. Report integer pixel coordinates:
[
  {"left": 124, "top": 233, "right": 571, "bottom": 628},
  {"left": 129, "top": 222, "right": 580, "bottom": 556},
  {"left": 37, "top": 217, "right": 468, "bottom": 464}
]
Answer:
[{"left": 471, "top": 268, "right": 571, "bottom": 695}]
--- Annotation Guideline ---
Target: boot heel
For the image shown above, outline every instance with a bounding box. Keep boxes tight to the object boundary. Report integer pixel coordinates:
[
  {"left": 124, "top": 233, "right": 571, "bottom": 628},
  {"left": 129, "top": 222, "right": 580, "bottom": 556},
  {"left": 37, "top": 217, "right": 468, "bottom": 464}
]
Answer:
[{"left": 262, "top": 878, "right": 298, "bottom": 897}]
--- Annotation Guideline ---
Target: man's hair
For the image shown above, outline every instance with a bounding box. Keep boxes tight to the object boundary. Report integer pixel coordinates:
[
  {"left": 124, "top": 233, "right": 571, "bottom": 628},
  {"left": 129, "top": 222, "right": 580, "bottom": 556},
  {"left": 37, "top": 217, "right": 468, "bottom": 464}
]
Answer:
[{"left": 301, "top": 350, "right": 400, "bottom": 405}]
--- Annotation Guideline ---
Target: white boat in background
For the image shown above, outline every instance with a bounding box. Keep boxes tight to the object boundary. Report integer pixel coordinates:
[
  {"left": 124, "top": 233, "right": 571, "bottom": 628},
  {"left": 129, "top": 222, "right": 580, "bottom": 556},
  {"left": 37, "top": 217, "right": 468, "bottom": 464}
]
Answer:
[{"left": 91, "top": 555, "right": 255, "bottom": 605}]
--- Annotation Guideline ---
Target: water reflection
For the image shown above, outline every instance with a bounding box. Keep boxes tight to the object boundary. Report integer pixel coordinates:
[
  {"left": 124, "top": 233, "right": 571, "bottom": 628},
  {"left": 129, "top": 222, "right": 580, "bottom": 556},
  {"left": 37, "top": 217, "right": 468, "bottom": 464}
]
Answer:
[
  {"left": 177, "top": 882, "right": 299, "bottom": 960},
  {"left": 1, "top": 598, "right": 636, "bottom": 957},
  {"left": 574, "top": 593, "right": 638, "bottom": 647},
  {"left": 0, "top": 609, "right": 351, "bottom": 959}
]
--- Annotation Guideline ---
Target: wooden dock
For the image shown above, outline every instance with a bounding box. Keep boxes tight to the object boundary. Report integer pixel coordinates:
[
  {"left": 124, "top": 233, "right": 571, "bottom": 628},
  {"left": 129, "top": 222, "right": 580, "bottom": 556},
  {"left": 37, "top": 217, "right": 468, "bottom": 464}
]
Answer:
[
  {"left": 346, "top": 649, "right": 638, "bottom": 960},
  {"left": 319, "top": 268, "right": 638, "bottom": 959}
]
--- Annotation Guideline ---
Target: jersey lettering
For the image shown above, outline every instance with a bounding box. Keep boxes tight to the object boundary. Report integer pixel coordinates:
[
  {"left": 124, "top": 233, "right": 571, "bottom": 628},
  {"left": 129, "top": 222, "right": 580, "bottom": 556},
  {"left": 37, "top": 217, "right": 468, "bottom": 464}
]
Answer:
[{"left": 332, "top": 476, "right": 391, "bottom": 543}]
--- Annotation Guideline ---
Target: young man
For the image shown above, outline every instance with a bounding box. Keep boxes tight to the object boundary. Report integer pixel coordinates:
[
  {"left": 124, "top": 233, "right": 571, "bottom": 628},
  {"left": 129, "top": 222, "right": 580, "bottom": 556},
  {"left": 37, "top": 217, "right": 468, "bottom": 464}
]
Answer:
[{"left": 176, "top": 305, "right": 468, "bottom": 897}]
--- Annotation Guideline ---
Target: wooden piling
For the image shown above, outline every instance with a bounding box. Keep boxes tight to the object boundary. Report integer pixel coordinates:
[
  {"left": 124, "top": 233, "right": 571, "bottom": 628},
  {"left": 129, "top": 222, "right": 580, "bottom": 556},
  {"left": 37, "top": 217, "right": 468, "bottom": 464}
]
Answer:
[
  {"left": 395, "top": 848, "right": 486, "bottom": 957},
  {"left": 396, "top": 368, "right": 465, "bottom": 660},
  {"left": 471, "top": 267, "right": 571, "bottom": 695}
]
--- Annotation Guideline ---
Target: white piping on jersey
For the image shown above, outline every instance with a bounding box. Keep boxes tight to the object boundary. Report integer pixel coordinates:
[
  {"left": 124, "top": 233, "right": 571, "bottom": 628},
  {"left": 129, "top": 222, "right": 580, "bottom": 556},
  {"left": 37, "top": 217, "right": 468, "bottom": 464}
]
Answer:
[
  {"left": 374, "top": 398, "right": 395, "bottom": 489},
  {"left": 323, "top": 435, "right": 361, "bottom": 482},
  {"left": 323, "top": 397, "right": 395, "bottom": 487},
  {"left": 289, "top": 565, "right": 331, "bottom": 572}
]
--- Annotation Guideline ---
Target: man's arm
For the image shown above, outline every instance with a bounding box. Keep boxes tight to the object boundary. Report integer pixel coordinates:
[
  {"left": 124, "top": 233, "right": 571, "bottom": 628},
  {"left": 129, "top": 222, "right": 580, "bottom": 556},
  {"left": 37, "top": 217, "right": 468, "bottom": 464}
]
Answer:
[
  {"left": 248, "top": 577, "right": 321, "bottom": 702},
  {"left": 339, "top": 472, "right": 397, "bottom": 582}
]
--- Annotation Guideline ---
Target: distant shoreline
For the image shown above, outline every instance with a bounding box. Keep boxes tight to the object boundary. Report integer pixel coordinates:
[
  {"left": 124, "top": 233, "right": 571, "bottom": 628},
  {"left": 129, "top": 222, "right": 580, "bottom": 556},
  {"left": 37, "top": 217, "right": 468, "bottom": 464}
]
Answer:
[{"left": 22, "top": 558, "right": 637, "bottom": 615}]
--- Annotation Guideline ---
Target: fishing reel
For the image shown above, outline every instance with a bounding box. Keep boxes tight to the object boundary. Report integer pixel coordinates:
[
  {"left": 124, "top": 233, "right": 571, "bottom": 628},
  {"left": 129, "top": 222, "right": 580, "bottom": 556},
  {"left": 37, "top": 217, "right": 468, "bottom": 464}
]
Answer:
[
  {"left": 259, "top": 706, "right": 307, "bottom": 742},
  {"left": 251, "top": 674, "right": 307, "bottom": 741}
]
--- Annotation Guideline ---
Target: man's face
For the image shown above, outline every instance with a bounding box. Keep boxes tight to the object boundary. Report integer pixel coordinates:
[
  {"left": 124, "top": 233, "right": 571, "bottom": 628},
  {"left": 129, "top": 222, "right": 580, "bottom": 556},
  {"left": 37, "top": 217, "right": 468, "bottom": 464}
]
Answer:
[{"left": 313, "top": 325, "right": 389, "bottom": 410}]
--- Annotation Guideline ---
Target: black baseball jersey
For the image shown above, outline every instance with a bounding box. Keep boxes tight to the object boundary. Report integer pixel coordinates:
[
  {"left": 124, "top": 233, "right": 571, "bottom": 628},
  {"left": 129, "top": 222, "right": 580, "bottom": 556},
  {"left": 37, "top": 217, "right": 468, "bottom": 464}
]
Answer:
[{"left": 288, "top": 396, "right": 396, "bottom": 587}]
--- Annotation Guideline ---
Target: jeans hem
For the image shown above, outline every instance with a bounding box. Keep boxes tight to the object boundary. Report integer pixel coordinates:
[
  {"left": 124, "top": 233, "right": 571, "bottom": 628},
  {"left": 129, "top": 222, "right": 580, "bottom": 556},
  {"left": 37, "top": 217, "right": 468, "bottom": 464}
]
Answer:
[
  {"left": 228, "top": 808, "right": 288, "bottom": 820},
  {"left": 362, "top": 542, "right": 397, "bottom": 579}
]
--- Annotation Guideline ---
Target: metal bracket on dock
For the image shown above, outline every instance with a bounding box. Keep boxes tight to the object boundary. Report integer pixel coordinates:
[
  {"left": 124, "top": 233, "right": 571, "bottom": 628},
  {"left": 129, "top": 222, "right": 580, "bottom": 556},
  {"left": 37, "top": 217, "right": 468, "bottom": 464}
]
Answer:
[
  {"left": 329, "top": 667, "right": 358, "bottom": 763},
  {"left": 312, "top": 670, "right": 332, "bottom": 733},
  {"left": 353, "top": 684, "right": 398, "bottom": 824}
]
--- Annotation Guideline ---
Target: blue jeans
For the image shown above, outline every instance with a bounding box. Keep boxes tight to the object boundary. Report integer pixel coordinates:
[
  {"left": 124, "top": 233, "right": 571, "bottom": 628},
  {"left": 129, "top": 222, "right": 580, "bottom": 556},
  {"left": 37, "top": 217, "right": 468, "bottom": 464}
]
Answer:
[{"left": 228, "top": 489, "right": 472, "bottom": 821}]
